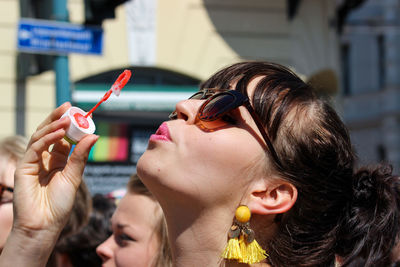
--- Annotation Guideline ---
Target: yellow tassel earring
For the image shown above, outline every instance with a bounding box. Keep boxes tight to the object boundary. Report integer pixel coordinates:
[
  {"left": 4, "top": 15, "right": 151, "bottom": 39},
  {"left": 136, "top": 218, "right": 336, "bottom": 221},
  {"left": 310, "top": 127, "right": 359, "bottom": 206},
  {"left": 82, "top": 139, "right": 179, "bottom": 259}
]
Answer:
[{"left": 221, "top": 205, "right": 267, "bottom": 264}]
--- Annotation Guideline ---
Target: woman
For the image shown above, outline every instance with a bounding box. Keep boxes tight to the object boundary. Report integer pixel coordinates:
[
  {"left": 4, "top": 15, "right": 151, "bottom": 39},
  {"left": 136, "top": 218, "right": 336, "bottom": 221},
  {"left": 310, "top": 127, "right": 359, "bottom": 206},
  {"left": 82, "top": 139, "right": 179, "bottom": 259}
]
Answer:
[
  {"left": 96, "top": 174, "right": 171, "bottom": 267},
  {"left": 0, "top": 106, "right": 98, "bottom": 267},
  {"left": 138, "top": 62, "right": 400, "bottom": 266},
  {"left": 1, "top": 62, "right": 399, "bottom": 267},
  {"left": 0, "top": 136, "right": 27, "bottom": 253}
]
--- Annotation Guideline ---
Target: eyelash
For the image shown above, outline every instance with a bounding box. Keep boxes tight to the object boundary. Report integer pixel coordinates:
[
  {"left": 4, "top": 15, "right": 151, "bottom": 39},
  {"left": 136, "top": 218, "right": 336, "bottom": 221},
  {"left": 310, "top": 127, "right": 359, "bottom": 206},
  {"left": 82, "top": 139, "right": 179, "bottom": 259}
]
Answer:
[{"left": 115, "top": 233, "right": 135, "bottom": 246}]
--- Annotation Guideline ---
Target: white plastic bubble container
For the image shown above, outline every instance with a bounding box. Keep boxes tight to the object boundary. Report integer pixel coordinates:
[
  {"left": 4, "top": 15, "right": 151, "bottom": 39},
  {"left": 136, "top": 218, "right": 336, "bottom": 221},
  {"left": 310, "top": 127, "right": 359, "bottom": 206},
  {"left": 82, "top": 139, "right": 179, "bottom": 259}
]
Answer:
[{"left": 61, "top": 107, "right": 96, "bottom": 144}]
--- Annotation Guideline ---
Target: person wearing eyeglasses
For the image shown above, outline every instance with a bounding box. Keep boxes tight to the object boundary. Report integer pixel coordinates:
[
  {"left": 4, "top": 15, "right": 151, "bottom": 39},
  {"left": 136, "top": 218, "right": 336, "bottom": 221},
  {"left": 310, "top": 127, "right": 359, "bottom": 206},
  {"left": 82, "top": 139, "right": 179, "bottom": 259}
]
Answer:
[
  {"left": 1, "top": 61, "right": 400, "bottom": 267},
  {"left": 0, "top": 135, "right": 27, "bottom": 254}
]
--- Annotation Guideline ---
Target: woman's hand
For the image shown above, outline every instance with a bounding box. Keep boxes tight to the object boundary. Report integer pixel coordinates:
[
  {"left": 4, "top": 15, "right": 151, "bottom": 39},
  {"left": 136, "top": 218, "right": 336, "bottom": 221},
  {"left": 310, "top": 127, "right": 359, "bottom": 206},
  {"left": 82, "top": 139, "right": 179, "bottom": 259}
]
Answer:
[
  {"left": 0, "top": 102, "right": 98, "bottom": 266},
  {"left": 14, "top": 102, "right": 98, "bottom": 233}
]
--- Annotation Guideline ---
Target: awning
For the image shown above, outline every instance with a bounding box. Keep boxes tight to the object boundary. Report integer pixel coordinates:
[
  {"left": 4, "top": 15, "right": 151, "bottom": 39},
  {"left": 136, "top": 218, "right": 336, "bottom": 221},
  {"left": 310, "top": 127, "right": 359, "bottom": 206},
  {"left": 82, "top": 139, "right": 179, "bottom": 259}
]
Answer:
[{"left": 72, "top": 84, "right": 198, "bottom": 112}]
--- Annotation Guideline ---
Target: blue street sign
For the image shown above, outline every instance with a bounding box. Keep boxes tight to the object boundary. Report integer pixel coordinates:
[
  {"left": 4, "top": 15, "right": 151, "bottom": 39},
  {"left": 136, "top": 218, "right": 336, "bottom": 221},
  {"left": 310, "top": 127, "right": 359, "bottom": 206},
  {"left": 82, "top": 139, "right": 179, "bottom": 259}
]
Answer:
[{"left": 17, "top": 18, "right": 103, "bottom": 55}]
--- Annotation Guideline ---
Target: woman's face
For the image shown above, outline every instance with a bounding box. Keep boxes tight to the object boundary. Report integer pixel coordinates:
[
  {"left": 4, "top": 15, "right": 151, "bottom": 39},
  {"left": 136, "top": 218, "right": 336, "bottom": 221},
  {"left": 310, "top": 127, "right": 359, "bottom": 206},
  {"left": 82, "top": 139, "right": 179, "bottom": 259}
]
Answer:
[
  {"left": 0, "top": 156, "right": 16, "bottom": 251},
  {"left": 96, "top": 192, "right": 161, "bottom": 267},
  {"left": 137, "top": 77, "right": 267, "bottom": 207}
]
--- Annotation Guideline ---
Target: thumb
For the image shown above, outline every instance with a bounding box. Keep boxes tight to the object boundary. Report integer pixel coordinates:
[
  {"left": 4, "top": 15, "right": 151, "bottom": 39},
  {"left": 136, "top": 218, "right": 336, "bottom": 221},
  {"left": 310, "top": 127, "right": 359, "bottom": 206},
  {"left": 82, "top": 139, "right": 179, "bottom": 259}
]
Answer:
[{"left": 63, "top": 134, "right": 98, "bottom": 187}]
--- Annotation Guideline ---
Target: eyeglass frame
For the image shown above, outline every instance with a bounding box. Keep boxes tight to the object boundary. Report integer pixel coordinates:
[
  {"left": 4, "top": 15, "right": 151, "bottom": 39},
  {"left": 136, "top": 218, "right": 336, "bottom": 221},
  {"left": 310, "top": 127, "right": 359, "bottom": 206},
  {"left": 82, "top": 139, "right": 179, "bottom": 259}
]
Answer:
[{"left": 169, "top": 88, "right": 283, "bottom": 169}]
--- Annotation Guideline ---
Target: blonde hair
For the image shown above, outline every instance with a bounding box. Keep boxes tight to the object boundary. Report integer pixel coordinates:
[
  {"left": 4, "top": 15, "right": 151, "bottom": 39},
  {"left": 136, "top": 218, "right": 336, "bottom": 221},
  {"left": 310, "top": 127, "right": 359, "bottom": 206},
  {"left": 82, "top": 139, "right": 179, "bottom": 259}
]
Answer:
[
  {"left": 0, "top": 135, "right": 28, "bottom": 161},
  {"left": 127, "top": 174, "right": 172, "bottom": 267}
]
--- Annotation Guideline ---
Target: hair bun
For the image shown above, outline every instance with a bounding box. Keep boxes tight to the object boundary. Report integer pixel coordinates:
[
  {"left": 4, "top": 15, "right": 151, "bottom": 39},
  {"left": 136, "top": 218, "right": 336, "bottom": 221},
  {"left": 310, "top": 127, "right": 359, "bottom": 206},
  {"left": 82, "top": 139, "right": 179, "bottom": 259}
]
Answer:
[
  {"left": 352, "top": 169, "right": 376, "bottom": 205},
  {"left": 337, "top": 164, "right": 400, "bottom": 266},
  {"left": 352, "top": 164, "right": 393, "bottom": 206}
]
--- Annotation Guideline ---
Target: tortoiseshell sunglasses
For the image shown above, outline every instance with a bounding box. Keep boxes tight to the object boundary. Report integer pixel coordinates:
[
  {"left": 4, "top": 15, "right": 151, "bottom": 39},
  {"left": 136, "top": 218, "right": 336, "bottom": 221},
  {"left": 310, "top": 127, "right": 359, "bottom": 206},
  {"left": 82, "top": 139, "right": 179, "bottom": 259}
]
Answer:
[{"left": 169, "top": 89, "right": 283, "bottom": 169}]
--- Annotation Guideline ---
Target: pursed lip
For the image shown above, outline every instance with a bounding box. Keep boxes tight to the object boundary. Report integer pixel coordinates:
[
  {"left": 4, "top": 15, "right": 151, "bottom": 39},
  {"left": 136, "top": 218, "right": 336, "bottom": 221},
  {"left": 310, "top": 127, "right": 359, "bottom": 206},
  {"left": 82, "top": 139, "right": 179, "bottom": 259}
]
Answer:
[{"left": 149, "top": 122, "right": 172, "bottom": 142}]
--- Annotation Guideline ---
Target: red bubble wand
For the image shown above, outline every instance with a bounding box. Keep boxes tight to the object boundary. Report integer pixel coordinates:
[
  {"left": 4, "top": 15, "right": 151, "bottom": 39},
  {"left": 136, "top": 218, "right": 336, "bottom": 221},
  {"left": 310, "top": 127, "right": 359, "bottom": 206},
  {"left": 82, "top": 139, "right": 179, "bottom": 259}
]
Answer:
[
  {"left": 73, "top": 70, "right": 132, "bottom": 128},
  {"left": 85, "top": 69, "right": 132, "bottom": 118}
]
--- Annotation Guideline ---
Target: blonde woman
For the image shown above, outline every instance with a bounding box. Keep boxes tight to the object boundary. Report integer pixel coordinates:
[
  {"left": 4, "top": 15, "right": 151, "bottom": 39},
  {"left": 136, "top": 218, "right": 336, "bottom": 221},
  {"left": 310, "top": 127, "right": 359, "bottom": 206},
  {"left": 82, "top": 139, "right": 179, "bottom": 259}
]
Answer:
[
  {"left": 0, "top": 136, "right": 27, "bottom": 253},
  {"left": 96, "top": 174, "right": 171, "bottom": 267}
]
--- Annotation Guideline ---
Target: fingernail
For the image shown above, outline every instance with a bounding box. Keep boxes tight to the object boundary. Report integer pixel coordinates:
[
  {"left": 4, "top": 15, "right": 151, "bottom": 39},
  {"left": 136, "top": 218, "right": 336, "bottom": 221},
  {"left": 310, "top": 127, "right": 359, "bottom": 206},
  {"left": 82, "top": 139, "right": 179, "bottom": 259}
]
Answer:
[{"left": 90, "top": 135, "right": 99, "bottom": 147}]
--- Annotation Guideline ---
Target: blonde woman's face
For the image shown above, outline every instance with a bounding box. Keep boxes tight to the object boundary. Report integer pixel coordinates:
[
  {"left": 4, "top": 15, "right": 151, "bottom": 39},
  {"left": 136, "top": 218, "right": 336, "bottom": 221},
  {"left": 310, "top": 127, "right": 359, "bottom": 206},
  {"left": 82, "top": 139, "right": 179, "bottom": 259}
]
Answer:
[
  {"left": 0, "top": 156, "right": 15, "bottom": 251},
  {"left": 96, "top": 193, "right": 161, "bottom": 267}
]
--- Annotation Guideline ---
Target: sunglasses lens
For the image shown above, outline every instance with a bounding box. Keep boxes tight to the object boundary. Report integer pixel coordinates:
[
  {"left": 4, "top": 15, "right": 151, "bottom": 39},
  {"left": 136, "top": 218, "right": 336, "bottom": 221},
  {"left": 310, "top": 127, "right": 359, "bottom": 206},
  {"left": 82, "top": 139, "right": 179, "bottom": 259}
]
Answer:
[{"left": 199, "top": 93, "right": 235, "bottom": 121}]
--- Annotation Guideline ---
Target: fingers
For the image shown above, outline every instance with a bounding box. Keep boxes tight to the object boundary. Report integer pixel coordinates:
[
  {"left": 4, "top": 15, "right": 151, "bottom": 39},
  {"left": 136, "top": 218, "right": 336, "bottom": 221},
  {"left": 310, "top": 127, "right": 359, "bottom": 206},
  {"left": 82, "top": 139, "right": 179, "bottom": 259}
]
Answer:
[
  {"left": 28, "top": 103, "right": 72, "bottom": 147},
  {"left": 50, "top": 138, "right": 72, "bottom": 167},
  {"left": 37, "top": 102, "right": 71, "bottom": 131},
  {"left": 24, "top": 117, "right": 71, "bottom": 164},
  {"left": 51, "top": 138, "right": 72, "bottom": 157},
  {"left": 24, "top": 128, "right": 67, "bottom": 165},
  {"left": 29, "top": 116, "right": 71, "bottom": 150},
  {"left": 63, "top": 134, "right": 98, "bottom": 187}
]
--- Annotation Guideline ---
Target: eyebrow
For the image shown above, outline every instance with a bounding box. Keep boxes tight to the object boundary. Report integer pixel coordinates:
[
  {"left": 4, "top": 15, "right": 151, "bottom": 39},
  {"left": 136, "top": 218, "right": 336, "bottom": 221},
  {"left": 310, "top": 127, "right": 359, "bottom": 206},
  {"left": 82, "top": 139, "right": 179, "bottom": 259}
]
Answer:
[{"left": 115, "top": 223, "right": 129, "bottom": 229}]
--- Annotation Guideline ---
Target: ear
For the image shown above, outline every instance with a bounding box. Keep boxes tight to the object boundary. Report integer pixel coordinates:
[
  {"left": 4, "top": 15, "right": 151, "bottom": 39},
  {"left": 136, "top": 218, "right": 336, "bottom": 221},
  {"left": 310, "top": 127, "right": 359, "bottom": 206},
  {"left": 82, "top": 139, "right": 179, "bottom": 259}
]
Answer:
[{"left": 247, "top": 179, "right": 297, "bottom": 215}]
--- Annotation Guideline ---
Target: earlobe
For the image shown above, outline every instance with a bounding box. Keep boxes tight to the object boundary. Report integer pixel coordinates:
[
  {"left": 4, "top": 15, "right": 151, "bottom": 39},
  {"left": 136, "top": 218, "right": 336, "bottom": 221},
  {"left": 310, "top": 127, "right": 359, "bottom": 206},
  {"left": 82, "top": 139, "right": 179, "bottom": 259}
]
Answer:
[{"left": 248, "top": 182, "right": 297, "bottom": 215}]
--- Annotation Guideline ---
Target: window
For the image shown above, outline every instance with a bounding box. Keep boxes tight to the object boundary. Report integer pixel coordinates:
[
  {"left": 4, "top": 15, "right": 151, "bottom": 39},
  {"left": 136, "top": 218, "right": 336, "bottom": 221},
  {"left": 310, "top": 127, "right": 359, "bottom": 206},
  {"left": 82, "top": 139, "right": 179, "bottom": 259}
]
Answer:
[
  {"left": 377, "top": 144, "right": 386, "bottom": 162},
  {"left": 341, "top": 43, "right": 351, "bottom": 96},
  {"left": 377, "top": 34, "right": 385, "bottom": 90}
]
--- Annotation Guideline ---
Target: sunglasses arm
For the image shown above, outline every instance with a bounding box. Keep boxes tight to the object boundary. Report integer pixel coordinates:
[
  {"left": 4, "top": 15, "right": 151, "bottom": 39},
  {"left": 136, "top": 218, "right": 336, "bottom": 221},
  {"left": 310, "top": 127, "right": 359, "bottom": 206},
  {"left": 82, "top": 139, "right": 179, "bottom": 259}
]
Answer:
[{"left": 244, "top": 102, "right": 283, "bottom": 169}]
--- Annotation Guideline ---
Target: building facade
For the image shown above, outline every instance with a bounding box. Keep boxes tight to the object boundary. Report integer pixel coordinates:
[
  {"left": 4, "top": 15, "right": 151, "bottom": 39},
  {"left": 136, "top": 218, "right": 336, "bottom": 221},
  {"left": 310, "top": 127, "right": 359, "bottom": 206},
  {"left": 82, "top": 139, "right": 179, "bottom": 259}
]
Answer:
[
  {"left": 2, "top": 0, "right": 341, "bottom": 193},
  {"left": 340, "top": 0, "right": 400, "bottom": 171}
]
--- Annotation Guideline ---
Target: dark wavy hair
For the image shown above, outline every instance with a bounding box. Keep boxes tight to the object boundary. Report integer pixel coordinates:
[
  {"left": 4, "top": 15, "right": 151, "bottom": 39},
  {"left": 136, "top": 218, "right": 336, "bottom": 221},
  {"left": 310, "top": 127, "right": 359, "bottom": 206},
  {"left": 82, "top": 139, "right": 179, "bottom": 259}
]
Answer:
[
  {"left": 201, "top": 61, "right": 400, "bottom": 267},
  {"left": 53, "top": 193, "right": 116, "bottom": 267}
]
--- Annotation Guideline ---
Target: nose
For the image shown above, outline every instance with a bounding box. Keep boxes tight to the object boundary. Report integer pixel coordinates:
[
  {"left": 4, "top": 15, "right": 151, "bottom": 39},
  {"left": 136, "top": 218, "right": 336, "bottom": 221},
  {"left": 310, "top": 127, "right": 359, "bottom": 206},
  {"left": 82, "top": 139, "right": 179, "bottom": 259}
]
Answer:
[
  {"left": 173, "top": 99, "right": 203, "bottom": 124},
  {"left": 96, "top": 235, "right": 117, "bottom": 262}
]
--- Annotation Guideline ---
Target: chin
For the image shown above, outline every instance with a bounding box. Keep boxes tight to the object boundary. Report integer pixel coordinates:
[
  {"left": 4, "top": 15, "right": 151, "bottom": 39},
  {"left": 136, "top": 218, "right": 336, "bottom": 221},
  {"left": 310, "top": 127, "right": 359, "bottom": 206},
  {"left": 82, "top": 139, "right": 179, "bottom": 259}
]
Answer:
[
  {"left": 136, "top": 153, "right": 151, "bottom": 179},
  {"left": 137, "top": 152, "right": 164, "bottom": 185},
  {"left": 137, "top": 153, "right": 183, "bottom": 198}
]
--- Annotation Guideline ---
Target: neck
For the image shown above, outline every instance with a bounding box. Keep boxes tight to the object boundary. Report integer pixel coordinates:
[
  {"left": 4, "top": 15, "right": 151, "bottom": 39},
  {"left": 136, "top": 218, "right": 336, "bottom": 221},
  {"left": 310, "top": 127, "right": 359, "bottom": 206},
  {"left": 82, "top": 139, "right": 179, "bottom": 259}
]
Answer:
[
  {"left": 163, "top": 205, "right": 276, "bottom": 267},
  {"left": 164, "top": 204, "right": 238, "bottom": 267}
]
